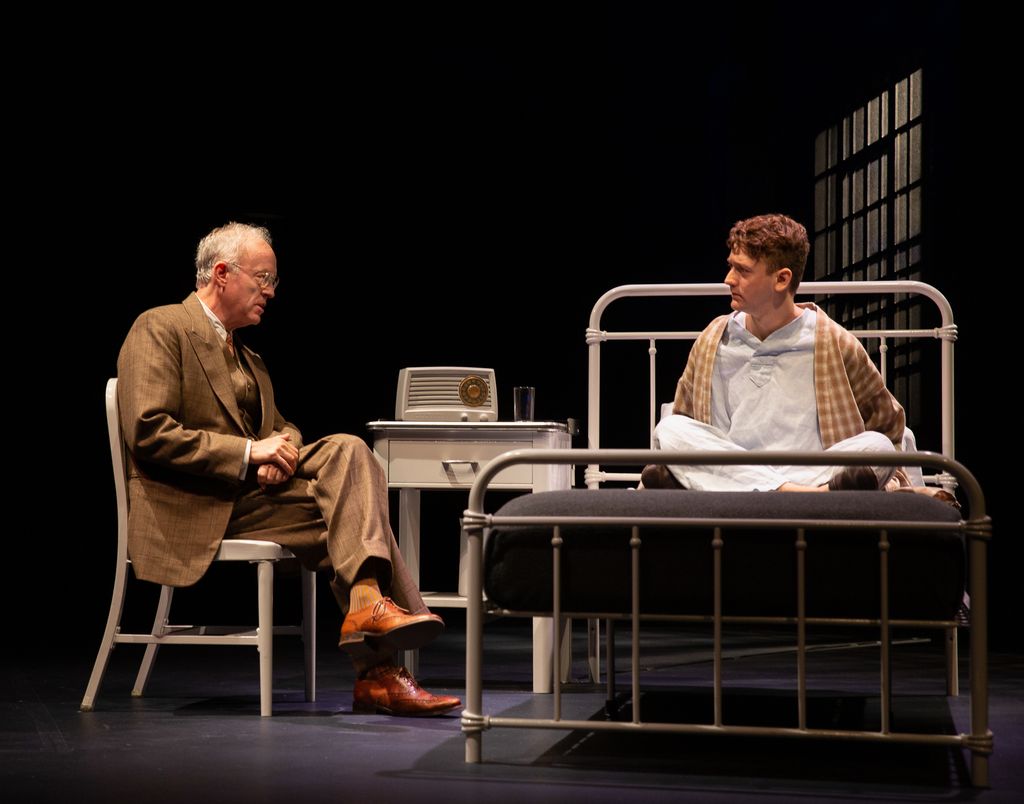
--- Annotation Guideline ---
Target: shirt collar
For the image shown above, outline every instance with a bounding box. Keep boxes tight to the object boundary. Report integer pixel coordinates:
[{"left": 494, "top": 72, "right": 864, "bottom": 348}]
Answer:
[
  {"left": 728, "top": 308, "right": 811, "bottom": 344},
  {"left": 197, "top": 296, "right": 230, "bottom": 343}
]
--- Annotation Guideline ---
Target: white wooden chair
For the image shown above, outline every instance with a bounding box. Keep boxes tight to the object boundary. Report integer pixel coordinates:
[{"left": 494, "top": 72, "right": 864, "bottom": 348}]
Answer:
[{"left": 80, "top": 378, "right": 316, "bottom": 716}]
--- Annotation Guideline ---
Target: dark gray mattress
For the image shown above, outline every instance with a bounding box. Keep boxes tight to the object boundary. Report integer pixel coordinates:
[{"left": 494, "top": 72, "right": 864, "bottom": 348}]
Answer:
[{"left": 483, "top": 490, "right": 964, "bottom": 621}]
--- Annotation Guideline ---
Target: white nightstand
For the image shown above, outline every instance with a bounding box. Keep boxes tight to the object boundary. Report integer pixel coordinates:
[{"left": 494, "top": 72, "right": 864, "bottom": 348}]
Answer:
[{"left": 367, "top": 420, "right": 572, "bottom": 692}]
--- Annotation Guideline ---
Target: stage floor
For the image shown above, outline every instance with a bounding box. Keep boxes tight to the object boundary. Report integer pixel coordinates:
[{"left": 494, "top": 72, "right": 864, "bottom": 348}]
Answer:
[{"left": 4, "top": 618, "right": 1022, "bottom": 803}]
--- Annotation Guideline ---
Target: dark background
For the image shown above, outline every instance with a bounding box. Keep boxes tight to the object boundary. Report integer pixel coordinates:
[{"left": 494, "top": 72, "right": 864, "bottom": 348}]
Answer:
[{"left": 22, "top": 2, "right": 1008, "bottom": 656}]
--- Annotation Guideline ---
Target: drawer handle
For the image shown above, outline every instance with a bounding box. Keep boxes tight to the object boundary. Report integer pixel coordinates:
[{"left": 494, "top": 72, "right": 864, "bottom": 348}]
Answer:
[{"left": 441, "top": 459, "right": 479, "bottom": 471}]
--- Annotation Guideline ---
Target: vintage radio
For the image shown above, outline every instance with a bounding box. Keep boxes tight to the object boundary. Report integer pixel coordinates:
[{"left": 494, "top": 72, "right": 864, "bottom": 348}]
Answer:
[{"left": 395, "top": 367, "right": 498, "bottom": 422}]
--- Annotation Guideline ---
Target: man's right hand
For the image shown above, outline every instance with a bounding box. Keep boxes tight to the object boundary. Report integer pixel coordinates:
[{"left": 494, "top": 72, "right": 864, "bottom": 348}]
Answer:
[{"left": 250, "top": 433, "right": 299, "bottom": 478}]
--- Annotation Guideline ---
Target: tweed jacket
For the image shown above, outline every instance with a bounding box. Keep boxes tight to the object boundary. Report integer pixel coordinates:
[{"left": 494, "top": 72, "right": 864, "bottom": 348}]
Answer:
[
  {"left": 672, "top": 303, "right": 905, "bottom": 449},
  {"left": 116, "top": 293, "right": 302, "bottom": 587}
]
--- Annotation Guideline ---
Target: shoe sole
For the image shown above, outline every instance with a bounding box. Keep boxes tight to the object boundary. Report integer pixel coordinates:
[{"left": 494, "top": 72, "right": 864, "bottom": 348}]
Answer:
[
  {"left": 339, "top": 618, "right": 444, "bottom": 651},
  {"left": 352, "top": 700, "right": 461, "bottom": 717}
]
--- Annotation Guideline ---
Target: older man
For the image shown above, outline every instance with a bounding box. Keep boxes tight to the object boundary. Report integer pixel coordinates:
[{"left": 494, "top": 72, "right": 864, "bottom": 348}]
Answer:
[
  {"left": 651, "top": 213, "right": 906, "bottom": 492},
  {"left": 117, "top": 221, "right": 459, "bottom": 716}
]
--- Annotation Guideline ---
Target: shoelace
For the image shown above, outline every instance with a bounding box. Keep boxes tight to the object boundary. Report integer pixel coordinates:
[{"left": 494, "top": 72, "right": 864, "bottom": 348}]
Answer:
[
  {"left": 394, "top": 667, "right": 416, "bottom": 690},
  {"left": 370, "top": 596, "right": 409, "bottom": 621},
  {"left": 368, "top": 665, "right": 417, "bottom": 691}
]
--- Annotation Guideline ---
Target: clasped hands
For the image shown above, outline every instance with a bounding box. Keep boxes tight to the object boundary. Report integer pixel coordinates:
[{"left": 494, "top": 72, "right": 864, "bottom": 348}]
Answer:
[{"left": 250, "top": 433, "right": 299, "bottom": 490}]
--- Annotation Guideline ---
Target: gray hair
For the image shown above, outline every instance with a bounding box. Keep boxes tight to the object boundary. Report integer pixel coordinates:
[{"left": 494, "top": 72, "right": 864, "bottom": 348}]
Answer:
[{"left": 195, "top": 222, "right": 273, "bottom": 289}]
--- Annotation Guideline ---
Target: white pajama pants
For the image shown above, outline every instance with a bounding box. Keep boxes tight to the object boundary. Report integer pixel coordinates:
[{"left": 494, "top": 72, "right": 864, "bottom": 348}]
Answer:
[{"left": 652, "top": 414, "right": 899, "bottom": 491}]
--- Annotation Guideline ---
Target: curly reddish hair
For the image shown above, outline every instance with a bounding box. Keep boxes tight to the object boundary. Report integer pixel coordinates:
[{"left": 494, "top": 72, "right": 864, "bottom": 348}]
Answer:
[{"left": 726, "top": 213, "right": 810, "bottom": 294}]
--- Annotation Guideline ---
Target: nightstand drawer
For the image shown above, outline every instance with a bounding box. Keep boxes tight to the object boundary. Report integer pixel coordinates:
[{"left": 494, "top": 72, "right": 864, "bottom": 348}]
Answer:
[{"left": 387, "top": 440, "right": 533, "bottom": 487}]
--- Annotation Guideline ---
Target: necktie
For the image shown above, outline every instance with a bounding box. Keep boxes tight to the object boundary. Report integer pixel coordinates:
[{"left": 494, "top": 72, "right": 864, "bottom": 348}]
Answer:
[{"left": 226, "top": 332, "right": 236, "bottom": 357}]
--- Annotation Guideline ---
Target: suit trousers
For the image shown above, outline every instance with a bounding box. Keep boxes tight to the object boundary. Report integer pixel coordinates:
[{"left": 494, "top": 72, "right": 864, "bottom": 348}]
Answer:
[{"left": 224, "top": 433, "right": 423, "bottom": 616}]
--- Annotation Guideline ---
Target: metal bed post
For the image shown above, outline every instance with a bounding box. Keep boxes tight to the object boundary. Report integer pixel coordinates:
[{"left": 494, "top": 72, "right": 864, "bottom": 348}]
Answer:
[
  {"left": 879, "top": 530, "right": 892, "bottom": 735},
  {"left": 462, "top": 511, "right": 486, "bottom": 763},
  {"left": 648, "top": 339, "right": 657, "bottom": 447},
  {"left": 712, "top": 527, "right": 723, "bottom": 727},
  {"left": 796, "top": 528, "right": 807, "bottom": 730},
  {"left": 630, "top": 527, "right": 641, "bottom": 723}
]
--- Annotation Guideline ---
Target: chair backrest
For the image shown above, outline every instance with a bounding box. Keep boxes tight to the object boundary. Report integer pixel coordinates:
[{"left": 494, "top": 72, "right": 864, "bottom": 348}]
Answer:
[{"left": 106, "top": 378, "right": 130, "bottom": 565}]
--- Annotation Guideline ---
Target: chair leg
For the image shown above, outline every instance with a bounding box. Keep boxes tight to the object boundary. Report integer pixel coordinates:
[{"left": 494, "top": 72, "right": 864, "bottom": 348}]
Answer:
[
  {"left": 81, "top": 559, "right": 131, "bottom": 711},
  {"left": 301, "top": 566, "right": 317, "bottom": 702},
  {"left": 133, "top": 585, "right": 173, "bottom": 697},
  {"left": 258, "top": 560, "right": 274, "bottom": 716}
]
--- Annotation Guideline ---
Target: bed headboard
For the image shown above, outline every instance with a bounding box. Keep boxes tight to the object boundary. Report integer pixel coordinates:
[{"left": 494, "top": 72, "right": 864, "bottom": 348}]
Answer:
[{"left": 584, "top": 280, "right": 956, "bottom": 489}]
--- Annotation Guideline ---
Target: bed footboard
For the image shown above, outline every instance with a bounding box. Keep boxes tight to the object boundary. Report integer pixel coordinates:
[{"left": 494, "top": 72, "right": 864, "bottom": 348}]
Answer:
[{"left": 461, "top": 448, "right": 992, "bottom": 787}]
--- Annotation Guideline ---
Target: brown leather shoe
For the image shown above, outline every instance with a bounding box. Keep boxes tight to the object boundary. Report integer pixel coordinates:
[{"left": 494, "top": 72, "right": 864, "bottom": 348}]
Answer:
[
  {"left": 353, "top": 664, "right": 461, "bottom": 717},
  {"left": 339, "top": 597, "right": 444, "bottom": 650}
]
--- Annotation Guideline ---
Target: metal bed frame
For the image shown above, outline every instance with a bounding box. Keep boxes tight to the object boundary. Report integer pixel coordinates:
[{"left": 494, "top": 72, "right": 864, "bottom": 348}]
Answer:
[
  {"left": 460, "top": 282, "right": 993, "bottom": 785},
  {"left": 580, "top": 280, "right": 958, "bottom": 682}
]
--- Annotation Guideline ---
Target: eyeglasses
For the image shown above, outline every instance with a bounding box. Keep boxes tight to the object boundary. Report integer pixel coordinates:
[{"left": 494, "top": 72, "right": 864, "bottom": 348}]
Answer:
[{"left": 228, "top": 262, "right": 280, "bottom": 290}]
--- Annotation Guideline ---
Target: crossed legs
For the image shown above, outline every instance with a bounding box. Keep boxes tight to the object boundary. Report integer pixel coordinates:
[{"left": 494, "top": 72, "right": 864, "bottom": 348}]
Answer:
[
  {"left": 225, "top": 433, "right": 458, "bottom": 714},
  {"left": 653, "top": 414, "right": 897, "bottom": 492}
]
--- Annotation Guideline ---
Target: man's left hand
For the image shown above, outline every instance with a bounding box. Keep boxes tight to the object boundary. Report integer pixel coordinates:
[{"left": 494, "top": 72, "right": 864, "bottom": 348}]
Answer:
[{"left": 257, "top": 463, "right": 291, "bottom": 490}]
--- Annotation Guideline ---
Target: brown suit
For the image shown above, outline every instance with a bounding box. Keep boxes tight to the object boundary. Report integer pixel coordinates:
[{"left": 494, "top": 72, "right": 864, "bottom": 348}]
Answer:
[{"left": 117, "top": 293, "right": 421, "bottom": 613}]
